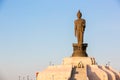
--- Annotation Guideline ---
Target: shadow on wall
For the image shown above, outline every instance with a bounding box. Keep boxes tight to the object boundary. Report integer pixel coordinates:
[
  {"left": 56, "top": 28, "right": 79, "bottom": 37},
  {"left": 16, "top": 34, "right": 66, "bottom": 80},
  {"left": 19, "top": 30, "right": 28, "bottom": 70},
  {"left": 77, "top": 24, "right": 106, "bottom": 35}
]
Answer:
[
  {"left": 68, "top": 67, "right": 77, "bottom": 80},
  {"left": 87, "top": 66, "right": 101, "bottom": 80},
  {"left": 91, "top": 72, "right": 101, "bottom": 80}
]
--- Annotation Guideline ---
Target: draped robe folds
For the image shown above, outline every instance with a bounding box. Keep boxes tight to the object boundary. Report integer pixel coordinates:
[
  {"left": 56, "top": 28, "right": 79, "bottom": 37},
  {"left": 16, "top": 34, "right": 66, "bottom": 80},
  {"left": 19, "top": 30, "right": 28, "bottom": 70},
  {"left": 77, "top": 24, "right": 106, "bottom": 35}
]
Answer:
[{"left": 74, "top": 19, "right": 85, "bottom": 46}]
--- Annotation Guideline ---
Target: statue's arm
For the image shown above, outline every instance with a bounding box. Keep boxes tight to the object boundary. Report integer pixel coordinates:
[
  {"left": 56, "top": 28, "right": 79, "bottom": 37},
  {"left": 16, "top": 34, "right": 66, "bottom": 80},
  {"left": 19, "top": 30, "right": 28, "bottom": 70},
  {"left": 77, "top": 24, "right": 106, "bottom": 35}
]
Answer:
[
  {"left": 74, "top": 21, "right": 77, "bottom": 37},
  {"left": 83, "top": 19, "right": 86, "bottom": 27},
  {"left": 83, "top": 19, "right": 86, "bottom": 31}
]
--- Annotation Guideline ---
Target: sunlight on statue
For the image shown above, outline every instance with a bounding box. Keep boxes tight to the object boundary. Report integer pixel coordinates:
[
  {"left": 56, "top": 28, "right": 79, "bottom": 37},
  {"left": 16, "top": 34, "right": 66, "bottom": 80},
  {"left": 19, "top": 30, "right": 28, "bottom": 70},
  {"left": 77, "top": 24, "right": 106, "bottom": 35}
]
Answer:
[{"left": 74, "top": 10, "right": 86, "bottom": 46}]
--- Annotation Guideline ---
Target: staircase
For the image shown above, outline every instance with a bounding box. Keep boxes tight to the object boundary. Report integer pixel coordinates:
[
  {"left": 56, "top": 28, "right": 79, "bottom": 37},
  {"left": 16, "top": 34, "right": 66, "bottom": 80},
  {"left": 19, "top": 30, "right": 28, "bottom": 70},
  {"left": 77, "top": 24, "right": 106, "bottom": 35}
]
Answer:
[{"left": 69, "top": 65, "right": 87, "bottom": 80}]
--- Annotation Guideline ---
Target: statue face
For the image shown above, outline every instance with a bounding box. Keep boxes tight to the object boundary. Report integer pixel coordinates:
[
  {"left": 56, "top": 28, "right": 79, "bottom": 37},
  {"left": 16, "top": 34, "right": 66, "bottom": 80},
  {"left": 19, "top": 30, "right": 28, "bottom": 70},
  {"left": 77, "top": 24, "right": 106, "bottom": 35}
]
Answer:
[{"left": 77, "top": 12, "right": 82, "bottom": 19}]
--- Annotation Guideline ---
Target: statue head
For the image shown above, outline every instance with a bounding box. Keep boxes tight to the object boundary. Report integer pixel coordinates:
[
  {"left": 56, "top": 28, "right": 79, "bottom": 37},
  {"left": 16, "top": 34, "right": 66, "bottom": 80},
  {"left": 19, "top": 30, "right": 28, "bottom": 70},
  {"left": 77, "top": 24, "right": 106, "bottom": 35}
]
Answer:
[{"left": 77, "top": 10, "right": 82, "bottom": 19}]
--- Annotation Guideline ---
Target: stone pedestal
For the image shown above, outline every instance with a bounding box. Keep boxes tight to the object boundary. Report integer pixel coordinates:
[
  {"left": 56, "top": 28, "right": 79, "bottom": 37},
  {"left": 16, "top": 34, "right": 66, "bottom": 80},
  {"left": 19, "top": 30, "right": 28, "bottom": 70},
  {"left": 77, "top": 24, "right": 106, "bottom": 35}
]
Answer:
[{"left": 72, "top": 43, "right": 88, "bottom": 57}]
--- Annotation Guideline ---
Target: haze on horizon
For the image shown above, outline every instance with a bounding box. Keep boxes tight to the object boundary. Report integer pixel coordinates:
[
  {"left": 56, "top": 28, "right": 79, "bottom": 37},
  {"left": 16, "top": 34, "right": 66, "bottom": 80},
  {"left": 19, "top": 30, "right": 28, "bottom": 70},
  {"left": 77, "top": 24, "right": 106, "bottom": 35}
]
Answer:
[{"left": 0, "top": 0, "right": 120, "bottom": 80}]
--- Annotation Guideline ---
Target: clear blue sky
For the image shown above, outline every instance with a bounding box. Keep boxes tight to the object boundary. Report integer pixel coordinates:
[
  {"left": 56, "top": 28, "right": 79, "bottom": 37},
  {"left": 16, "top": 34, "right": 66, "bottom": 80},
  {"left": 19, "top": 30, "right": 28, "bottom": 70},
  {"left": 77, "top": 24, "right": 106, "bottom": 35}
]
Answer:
[{"left": 0, "top": 0, "right": 120, "bottom": 80}]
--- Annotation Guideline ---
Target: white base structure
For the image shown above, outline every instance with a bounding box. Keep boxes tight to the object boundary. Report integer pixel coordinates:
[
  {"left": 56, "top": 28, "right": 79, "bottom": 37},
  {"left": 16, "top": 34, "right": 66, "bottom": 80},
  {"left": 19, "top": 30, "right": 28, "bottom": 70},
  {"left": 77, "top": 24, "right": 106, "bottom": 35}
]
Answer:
[{"left": 36, "top": 57, "right": 120, "bottom": 80}]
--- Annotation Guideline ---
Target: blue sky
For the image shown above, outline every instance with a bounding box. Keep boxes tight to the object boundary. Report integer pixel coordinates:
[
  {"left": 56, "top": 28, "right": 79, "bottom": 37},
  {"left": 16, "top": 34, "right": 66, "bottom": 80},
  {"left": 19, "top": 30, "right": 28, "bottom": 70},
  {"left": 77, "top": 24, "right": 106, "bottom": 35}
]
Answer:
[{"left": 0, "top": 0, "right": 120, "bottom": 80}]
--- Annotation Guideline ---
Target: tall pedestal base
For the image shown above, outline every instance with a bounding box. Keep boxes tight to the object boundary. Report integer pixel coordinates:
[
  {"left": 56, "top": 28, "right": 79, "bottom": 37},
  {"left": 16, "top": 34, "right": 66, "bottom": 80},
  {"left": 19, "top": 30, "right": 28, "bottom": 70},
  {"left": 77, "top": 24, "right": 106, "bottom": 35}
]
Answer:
[{"left": 72, "top": 43, "right": 88, "bottom": 57}]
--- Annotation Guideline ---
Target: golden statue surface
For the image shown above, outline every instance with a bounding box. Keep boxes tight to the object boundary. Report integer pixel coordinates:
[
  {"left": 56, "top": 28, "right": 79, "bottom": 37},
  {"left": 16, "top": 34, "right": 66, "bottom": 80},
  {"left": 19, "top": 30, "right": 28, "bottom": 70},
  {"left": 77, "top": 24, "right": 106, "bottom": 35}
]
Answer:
[
  {"left": 72, "top": 10, "right": 88, "bottom": 57},
  {"left": 74, "top": 10, "right": 86, "bottom": 46}
]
